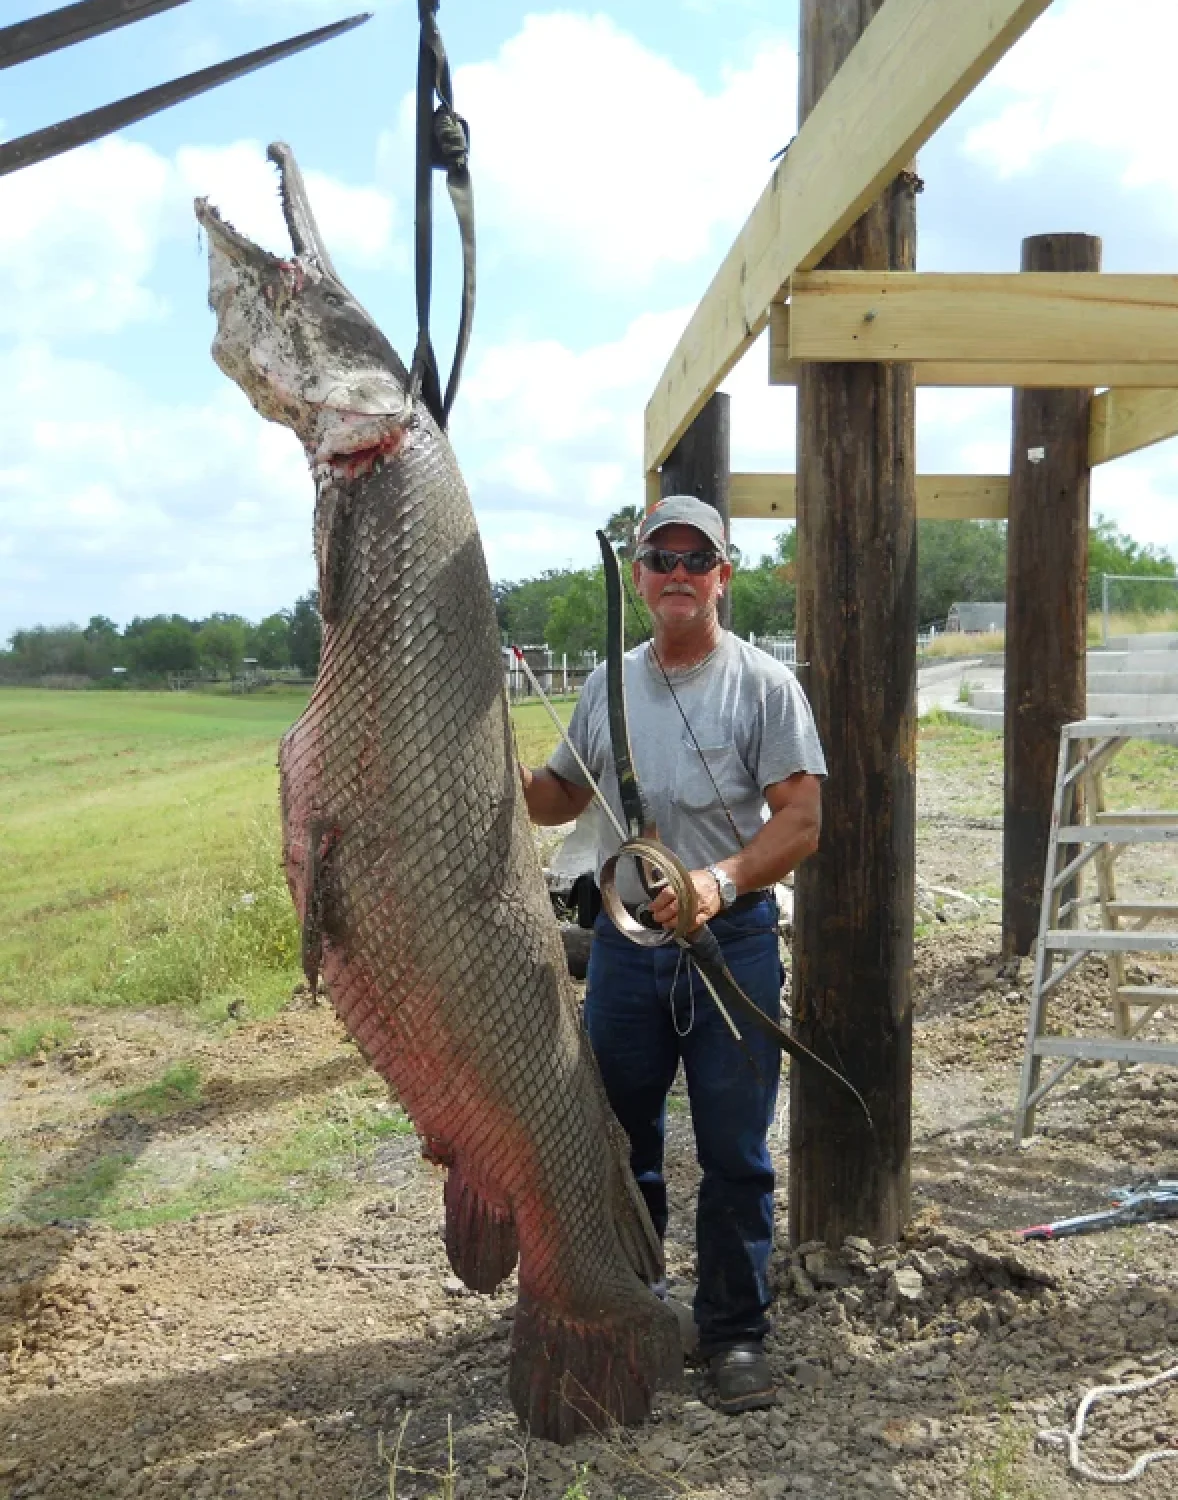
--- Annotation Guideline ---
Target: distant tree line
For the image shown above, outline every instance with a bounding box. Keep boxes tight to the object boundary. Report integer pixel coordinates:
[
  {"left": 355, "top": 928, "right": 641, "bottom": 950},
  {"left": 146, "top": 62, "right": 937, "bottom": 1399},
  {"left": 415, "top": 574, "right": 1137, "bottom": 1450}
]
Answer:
[
  {"left": 494, "top": 512, "right": 1176, "bottom": 656},
  {"left": 5, "top": 515, "right": 1173, "bottom": 686},
  {"left": 0, "top": 593, "right": 322, "bottom": 685}
]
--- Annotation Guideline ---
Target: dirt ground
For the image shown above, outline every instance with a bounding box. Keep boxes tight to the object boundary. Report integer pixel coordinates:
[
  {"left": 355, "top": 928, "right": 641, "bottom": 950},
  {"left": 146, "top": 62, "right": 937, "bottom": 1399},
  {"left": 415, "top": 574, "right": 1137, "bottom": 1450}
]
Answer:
[{"left": 4, "top": 757, "right": 1178, "bottom": 1499}]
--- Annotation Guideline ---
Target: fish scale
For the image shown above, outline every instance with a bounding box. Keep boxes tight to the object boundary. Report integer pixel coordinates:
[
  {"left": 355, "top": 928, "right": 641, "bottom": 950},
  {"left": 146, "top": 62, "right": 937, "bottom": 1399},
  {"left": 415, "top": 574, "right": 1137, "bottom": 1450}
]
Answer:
[{"left": 195, "top": 144, "right": 680, "bottom": 1443}]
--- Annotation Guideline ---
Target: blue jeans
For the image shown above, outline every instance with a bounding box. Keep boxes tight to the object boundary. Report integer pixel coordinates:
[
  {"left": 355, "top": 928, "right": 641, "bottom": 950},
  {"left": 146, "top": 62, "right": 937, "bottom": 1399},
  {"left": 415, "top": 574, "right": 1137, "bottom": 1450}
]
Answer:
[{"left": 585, "top": 898, "right": 783, "bottom": 1354}]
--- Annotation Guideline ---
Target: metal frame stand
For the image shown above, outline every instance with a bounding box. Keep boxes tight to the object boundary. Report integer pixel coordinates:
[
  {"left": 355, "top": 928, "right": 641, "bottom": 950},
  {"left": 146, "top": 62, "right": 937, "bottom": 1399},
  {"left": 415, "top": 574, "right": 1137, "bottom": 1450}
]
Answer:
[{"left": 1014, "top": 718, "right": 1178, "bottom": 1142}]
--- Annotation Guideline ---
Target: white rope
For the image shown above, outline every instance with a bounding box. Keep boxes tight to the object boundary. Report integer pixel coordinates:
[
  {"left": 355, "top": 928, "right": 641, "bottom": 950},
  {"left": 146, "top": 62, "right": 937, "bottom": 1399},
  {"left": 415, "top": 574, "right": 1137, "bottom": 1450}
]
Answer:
[
  {"left": 1037, "top": 1363, "right": 1178, "bottom": 1484},
  {"left": 670, "top": 945, "right": 695, "bottom": 1038}
]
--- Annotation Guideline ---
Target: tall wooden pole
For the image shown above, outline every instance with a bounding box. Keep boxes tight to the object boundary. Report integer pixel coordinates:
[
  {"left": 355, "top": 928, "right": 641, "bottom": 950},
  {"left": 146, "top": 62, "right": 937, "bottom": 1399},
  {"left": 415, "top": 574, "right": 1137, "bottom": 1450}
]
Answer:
[
  {"left": 1002, "top": 233, "right": 1100, "bottom": 957},
  {"left": 660, "top": 391, "right": 732, "bottom": 629},
  {"left": 790, "top": 0, "right": 917, "bottom": 1248}
]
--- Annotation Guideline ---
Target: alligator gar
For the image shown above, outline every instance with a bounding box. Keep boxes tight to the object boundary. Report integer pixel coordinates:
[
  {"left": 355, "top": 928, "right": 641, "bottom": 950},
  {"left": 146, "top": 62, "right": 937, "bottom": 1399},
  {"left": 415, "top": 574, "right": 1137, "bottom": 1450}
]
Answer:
[{"left": 194, "top": 143, "right": 680, "bottom": 1442}]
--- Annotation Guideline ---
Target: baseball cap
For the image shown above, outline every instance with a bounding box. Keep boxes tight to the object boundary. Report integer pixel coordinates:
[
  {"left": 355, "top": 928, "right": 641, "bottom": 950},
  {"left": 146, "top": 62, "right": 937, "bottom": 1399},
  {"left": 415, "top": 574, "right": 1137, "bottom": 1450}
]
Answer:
[{"left": 636, "top": 494, "right": 728, "bottom": 557}]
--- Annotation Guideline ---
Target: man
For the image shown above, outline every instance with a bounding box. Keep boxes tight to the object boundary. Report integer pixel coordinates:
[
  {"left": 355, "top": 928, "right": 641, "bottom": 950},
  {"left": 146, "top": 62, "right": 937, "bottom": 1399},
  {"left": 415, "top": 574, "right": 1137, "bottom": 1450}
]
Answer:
[{"left": 519, "top": 494, "right": 826, "bottom": 1414}]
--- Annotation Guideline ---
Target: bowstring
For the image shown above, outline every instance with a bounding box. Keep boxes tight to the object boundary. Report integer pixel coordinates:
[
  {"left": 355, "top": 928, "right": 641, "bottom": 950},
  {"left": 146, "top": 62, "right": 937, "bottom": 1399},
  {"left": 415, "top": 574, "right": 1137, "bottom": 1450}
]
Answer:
[{"left": 619, "top": 568, "right": 747, "bottom": 852}]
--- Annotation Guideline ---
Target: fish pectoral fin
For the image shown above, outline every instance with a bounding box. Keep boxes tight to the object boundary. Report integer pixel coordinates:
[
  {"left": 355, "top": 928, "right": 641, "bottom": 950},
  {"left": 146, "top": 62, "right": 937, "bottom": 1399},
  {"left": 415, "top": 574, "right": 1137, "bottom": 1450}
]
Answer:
[
  {"left": 301, "top": 817, "right": 340, "bottom": 992},
  {"left": 315, "top": 482, "right": 353, "bottom": 627},
  {"left": 508, "top": 1287, "right": 682, "bottom": 1445},
  {"left": 443, "top": 1163, "right": 519, "bottom": 1294}
]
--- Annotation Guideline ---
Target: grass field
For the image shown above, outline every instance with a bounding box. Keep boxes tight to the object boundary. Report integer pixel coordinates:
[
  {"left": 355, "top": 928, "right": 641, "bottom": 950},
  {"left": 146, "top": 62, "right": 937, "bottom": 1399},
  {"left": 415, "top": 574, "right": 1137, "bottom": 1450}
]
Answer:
[
  {"left": 0, "top": 687, "right": 572, "bottom": 1026},
  {"left": 3, "top": 684, "right": 1174, "bottom": 1234}
]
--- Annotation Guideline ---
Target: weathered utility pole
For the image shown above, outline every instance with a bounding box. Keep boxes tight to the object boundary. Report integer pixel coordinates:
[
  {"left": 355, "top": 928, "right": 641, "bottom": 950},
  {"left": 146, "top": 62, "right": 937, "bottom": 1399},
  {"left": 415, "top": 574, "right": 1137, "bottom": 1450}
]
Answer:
[
  {"left": 1002, "top": 233, "right": 1100, "bottom": 957},
  {"left": 660, "top": 392, "right": 732, "bottom": 628},
  {"left": 790, "top": 0, "right": 917, "bottom": 1248}
]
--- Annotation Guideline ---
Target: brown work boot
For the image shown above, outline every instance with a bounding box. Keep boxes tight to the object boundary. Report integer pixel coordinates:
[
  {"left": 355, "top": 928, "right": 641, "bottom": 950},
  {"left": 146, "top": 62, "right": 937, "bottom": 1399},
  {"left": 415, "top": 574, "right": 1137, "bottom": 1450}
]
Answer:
[{"left": 709, "top": 1342, "right": 775, "bottom": 1413}]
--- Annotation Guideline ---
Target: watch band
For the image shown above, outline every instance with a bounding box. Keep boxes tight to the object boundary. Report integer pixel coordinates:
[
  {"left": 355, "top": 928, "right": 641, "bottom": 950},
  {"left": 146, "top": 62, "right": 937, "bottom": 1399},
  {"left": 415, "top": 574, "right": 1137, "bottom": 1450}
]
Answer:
[{"left": 706, "top": 863, "right": 737, "bottom": 910}]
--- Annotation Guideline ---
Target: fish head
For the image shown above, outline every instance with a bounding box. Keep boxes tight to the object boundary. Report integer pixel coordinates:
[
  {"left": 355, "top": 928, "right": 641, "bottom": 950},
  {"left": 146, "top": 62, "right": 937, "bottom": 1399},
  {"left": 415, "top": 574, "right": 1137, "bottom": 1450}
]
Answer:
[{"left": 195, "top": 142, "right": 412, "bottom": 481}]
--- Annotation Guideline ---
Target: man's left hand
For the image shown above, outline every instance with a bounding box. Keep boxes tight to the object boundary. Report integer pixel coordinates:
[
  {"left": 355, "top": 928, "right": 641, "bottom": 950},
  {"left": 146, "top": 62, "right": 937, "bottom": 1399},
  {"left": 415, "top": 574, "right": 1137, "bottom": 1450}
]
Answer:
[{"left": 649, "top": 868, "right": 724, "bottom": 934}]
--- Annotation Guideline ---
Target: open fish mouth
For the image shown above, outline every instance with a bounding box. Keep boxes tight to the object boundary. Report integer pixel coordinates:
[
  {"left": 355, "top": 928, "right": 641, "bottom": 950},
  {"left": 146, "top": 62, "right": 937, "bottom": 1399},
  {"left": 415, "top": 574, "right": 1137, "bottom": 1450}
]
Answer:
[
  {"left": 195, "top": 142, "right": 411, "bottom": 478},
  {"left": 194, "top": 140, "right": 338, "bottom": 280}
]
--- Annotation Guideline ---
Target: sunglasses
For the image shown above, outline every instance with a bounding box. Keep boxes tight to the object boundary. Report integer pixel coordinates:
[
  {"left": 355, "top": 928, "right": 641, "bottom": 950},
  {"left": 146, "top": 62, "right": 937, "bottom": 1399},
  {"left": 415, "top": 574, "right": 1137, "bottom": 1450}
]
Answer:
[{"left": 635, "top": 546, "right": 723, "bottom": 575}]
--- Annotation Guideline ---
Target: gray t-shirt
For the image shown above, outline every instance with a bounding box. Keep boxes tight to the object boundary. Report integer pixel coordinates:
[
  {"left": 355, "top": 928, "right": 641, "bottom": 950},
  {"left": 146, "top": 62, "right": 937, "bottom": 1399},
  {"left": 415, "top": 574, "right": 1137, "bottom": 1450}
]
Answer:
[{"left": 548, "top": 632, "right": 826, "bottom": 901}]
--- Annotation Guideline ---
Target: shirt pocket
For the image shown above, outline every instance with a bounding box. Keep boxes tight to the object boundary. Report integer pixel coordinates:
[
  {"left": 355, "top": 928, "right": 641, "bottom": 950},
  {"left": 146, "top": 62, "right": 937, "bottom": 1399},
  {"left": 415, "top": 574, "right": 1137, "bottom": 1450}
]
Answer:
[{"left": 672, "top": 739, "right": 751, "bottom": 814}]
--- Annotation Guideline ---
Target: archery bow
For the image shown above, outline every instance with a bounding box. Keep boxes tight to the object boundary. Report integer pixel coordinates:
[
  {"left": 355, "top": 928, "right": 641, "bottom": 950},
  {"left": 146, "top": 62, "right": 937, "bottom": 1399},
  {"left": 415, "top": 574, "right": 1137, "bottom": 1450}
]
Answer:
[{"left": 594, "top": 529, "right": 872, "bottom": 1121}]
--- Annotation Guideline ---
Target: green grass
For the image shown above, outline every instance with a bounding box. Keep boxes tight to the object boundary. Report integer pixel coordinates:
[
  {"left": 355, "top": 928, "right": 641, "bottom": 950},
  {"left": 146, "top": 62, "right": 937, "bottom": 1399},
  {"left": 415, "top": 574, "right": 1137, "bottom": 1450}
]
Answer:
[
  {"left": 509, "top": 696, "right": 573, "bottom": 767},
  {"left": 3, "top": 1077, "right": 415, "bottom": 1230},
  {"left": 103, "top": 1061, "right": 204, "bottom": 1117},
  {"left": 0, "top": 1016, "right": 73, "bottom": 1064},
  {"left": 0, "top": 687, "right": 571, "bottom": 1021},
  {"left": 0, "top": 687, "right": 309, "bottom": 1014},
  {"left": 966, "top": 1415, "right": 1033, "bottom": 1500},
  {"left": 1100, "top": 735, "right": 1178, "bottom": 806}
]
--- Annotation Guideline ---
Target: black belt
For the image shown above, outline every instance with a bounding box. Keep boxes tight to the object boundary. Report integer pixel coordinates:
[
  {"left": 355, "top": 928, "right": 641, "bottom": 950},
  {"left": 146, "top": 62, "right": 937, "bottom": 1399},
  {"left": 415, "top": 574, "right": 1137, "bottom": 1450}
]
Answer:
[{"left": 620, "top": 888, "right": 773, "bottom": 924}]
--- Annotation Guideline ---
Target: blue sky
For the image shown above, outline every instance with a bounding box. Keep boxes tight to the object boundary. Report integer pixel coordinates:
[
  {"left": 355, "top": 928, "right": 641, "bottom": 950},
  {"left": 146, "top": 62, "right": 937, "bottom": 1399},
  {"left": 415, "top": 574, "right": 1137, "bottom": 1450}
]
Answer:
[{"left": 2, "top": 0, "right": 1178, "bottom": 641}]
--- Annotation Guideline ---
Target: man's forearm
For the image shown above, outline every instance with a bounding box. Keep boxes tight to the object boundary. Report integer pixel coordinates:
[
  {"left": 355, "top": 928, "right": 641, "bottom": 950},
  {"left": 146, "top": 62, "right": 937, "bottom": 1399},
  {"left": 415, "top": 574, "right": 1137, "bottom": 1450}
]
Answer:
[
  {"left": 719, "top": 796, "right": 821, "bottom": 896},
  {"left": 520, "top": 765, "right": 592, "bottom": 826}
]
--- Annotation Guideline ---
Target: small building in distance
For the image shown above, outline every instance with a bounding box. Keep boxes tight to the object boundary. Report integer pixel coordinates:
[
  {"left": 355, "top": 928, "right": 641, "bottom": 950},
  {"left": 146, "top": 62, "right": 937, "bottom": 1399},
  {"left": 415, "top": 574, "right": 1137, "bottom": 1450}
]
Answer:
[{"left": 947, "top": 601, "right": 1006, "bottom": 635}]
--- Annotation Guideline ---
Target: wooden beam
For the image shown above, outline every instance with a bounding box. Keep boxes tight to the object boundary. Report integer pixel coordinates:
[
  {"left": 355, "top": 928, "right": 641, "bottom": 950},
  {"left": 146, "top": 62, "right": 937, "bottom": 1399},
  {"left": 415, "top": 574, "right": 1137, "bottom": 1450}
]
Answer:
[
  {"left": 643, "top": 0, "right": 1053, "bottom": 476},
  {"left": 1089, "top": 388, "right": 1178, "bottom": 465},
  {"left": 1002, "top": 233, "right": 1098, "bottom": 961},
  {"left": 730, "top": 473, "right": 1009, "bottom": 520},
  {"left": 789, "top": 0, "right": 918, "bottom": 1251},
  {"left": 660, "top": 394, "right": 732, "bottom": 627},
  {"left": 770, "top": 305, "right": 1178, "bottom": 387},
  {"left": 788, "top": 272, "right": 1178, "bottom": 364}
]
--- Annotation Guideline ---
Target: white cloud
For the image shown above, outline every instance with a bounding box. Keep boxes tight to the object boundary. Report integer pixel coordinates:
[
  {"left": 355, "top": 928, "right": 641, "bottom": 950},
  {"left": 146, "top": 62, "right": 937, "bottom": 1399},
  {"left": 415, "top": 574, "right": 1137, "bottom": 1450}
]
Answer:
[
  {"left": 379, "top": 12, "right": 795, "bottom": 287},
  {"left": 0, "top": 139, "right": 170, "bottom": 338},
  {"left": 0, "top": 136, "right": 400, "bottom": 341},
  {"left": 0, "top": 344, "right": 317, "bottom": 638},
  {"left": 454, "top": 306, "right": 691, "bottom": 578},
  {"left": 964, "top": 0, "right": 1178, "bottom": 222}
]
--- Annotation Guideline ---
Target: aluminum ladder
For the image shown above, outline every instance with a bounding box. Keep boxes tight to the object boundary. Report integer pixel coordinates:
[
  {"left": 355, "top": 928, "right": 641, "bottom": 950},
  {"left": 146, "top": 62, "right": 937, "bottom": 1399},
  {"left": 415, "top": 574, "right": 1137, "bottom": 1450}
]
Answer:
[{"left": 1014, "top": 717, "right": 1178, "bottom": 1142}]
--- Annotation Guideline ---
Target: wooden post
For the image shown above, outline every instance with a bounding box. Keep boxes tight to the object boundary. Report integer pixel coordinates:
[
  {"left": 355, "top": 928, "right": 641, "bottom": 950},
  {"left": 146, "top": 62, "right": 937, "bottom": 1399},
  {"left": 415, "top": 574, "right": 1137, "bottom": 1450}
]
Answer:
[
  {"left": 660, "top": 391, "right": 732, "bottom": 629},
  {"left": 789, "top": 0, "right": 917, "bottom": 1248},
  {"left": 1002, "top": 233, "right": 1100, "bottom": 957}
]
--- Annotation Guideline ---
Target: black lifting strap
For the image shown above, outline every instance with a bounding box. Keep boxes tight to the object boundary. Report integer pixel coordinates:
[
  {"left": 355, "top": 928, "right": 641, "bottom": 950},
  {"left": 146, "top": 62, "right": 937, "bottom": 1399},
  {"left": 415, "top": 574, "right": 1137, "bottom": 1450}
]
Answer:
[{"left": 410, "top": 0, "right": 476, "bottom": 430}]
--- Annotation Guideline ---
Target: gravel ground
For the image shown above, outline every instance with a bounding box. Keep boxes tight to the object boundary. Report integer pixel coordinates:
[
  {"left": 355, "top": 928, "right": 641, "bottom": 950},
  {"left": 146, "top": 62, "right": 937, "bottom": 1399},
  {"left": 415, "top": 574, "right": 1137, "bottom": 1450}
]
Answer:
[{"left": 3, "top": 756, "right": 1178, "bottom": 1499}]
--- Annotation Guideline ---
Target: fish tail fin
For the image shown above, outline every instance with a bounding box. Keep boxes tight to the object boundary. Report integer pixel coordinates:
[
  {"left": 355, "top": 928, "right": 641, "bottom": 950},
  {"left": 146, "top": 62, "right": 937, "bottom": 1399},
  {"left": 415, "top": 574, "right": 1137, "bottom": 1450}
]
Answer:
[
  {"left": 509, "top": 1287, "right": 681, "bottom": 1444},
  {"left": 443, "top": 1163, "right": 519, "bottom": 1293},
  {"left": 606, "top": 1117, "right": 665, "bottom": 1286}
]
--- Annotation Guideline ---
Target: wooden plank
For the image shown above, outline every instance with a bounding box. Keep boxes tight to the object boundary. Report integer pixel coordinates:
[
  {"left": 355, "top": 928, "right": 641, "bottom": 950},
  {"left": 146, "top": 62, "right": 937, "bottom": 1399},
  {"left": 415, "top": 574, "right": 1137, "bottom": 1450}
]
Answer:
[
  {"left": 730, "top": 472, "right": 1009, "bottom": 520},
  {"left": 1095, "top": 810, "right": 1178, "bottom": 824},
  {"left": 730, "top": 473, "right": 797, "bottom": 520},
  {"left": 1117, "top": 985, "right": 1178, "bottom": 1003},
  {"left": 1045, "top": 930, "right": 1178, "bottom": 953},
  {"left": 787, "top": 271, "right": 1178, "bottom": 363},
  {"left": 1057, "top": 825, "right": 1178, "bottom": 843},
  {"left": 1090, "top": 388, "right": 1178, "bottom": 465},
  {"left": 643, "top": 0, "right": 1054, "bottom": 474},
  {"left": 1065, "top": 718, "right": 1178, "bottom": 738},
  {"left": 1108, "top": 901, "right": 1178, "bottom": 918},
  {"left": 770, "top": 305, "right": 1178, "bottom": 385},
  {"left": 1034, "top": 1038, "right": 1178, "bottom": 1064}
]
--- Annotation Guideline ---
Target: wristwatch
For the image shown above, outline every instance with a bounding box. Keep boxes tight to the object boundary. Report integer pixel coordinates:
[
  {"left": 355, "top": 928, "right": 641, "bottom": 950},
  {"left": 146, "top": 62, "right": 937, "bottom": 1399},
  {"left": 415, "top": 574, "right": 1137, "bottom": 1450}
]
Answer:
[{"left": 706, "top": 864, "right": 738, "bottom": 910}]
